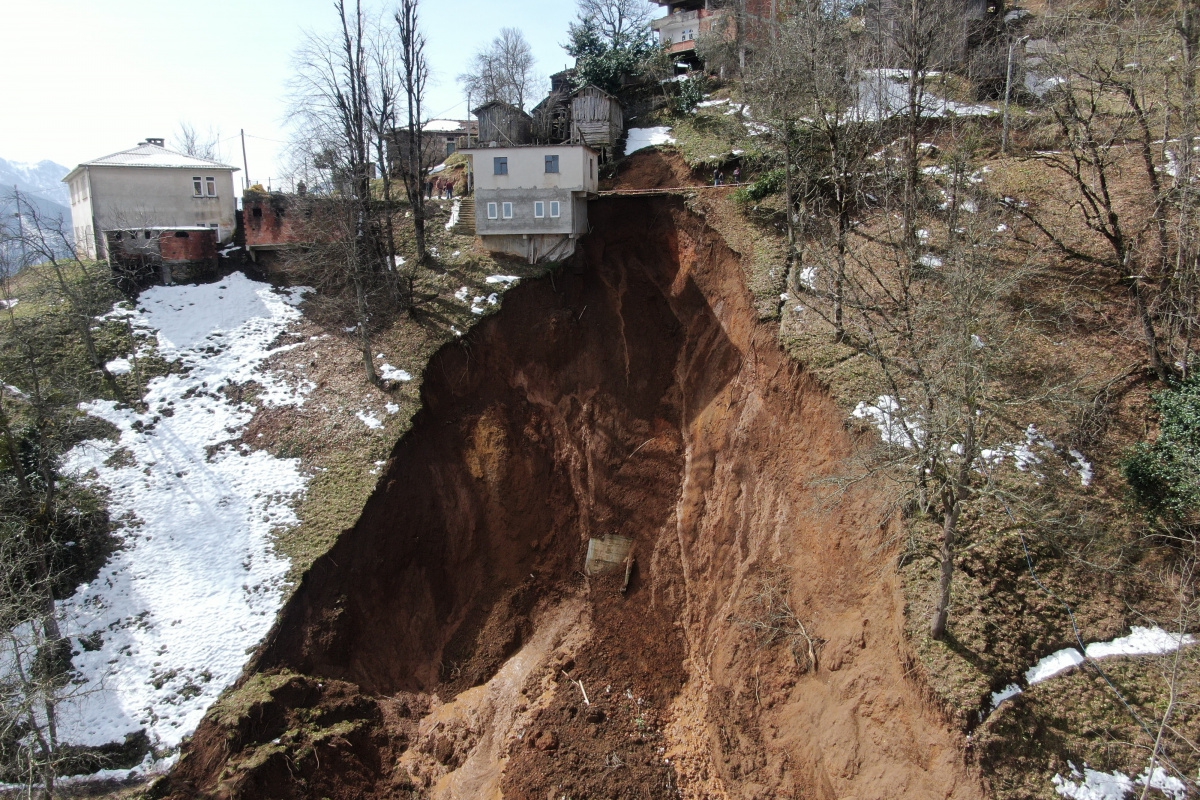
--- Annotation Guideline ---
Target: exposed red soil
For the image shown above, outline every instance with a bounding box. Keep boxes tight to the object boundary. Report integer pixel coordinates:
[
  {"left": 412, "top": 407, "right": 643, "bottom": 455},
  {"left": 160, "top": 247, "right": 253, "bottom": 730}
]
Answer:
[{"left": 160, "top": 166, "right": 982, "bottom": 798}]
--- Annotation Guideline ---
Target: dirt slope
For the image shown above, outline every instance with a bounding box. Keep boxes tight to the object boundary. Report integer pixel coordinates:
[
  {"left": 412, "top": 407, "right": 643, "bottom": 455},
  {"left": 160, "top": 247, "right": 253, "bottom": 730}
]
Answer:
[{"left": 161, "top": 187, "right": 981, "bottom": 799}]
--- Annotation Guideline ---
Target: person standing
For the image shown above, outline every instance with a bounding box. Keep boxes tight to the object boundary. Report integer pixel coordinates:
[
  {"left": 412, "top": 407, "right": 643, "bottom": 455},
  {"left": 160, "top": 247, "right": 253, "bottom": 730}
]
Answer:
[{"left": 733, "top": 166, "right": 741, "bottom": 184}]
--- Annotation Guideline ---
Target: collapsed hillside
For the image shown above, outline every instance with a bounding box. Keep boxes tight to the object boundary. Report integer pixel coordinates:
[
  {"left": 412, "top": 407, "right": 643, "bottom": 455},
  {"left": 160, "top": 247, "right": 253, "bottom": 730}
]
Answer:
[{"left": 160, "top": 195, "right": 981, "bottom": 799}]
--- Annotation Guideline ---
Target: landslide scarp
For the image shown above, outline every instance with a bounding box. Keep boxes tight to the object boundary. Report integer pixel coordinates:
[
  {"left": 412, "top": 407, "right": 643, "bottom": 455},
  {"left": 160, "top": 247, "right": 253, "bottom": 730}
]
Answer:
[{"left": 162, "top": 192, "right": 981, "bottom": 800}]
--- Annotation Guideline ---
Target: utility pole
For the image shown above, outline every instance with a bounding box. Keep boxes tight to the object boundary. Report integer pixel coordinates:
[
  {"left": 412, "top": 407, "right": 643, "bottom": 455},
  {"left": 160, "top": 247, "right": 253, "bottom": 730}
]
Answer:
[
  {"left": 11, "top": 188, "right": 29, "bottom": 271},
  {"left": 240, "top": 129, "right": 250, "bottom": 189}
]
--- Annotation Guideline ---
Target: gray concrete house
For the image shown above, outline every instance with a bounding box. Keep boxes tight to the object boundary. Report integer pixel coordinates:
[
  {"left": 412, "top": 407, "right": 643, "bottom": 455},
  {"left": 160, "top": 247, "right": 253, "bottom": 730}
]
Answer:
[
  {"left": 460, "top": 143, "right": 599, "bottom": 263},
  {"left": 64, "top": 139, "right": 238, "bottom": 259}
]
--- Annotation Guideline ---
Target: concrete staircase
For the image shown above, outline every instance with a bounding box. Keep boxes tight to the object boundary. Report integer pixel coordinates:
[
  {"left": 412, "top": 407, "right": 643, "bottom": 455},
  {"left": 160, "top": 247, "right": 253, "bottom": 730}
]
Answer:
[{"left": 452, "top": 197, "right": 476, "bottom": 236}]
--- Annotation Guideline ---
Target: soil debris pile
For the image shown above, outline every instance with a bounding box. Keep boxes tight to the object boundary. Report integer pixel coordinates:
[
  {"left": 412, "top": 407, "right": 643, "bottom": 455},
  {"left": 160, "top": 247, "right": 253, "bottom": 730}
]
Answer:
[{"left": 162, "top": 196, "right": 980, "bottom": 799}]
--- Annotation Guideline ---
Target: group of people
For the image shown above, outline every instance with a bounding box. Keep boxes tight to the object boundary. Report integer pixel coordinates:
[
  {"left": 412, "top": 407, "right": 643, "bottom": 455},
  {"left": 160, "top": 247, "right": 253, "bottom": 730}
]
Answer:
[
  {"left": 425, "top": 177, "right": 456, "bottom": 200},
  {"left": 712, "top": 166, "right": 742, "bottom": 187}
]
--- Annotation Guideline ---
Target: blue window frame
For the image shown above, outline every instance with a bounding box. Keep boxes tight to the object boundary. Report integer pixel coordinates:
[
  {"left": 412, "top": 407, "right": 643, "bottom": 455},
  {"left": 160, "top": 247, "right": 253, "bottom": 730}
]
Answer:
[
  {"left": 494, "top": 156, "right": 508, "bottom": 175},
  {"left": 545, "top": 154, "right": 559, "bottom": 173}
]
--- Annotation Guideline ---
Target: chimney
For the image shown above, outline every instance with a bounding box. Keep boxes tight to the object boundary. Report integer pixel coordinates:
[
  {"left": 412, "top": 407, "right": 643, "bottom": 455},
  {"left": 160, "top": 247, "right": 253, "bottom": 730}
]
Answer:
[{"left": 144, "top": 137, "right": 165, "bottom": 147}]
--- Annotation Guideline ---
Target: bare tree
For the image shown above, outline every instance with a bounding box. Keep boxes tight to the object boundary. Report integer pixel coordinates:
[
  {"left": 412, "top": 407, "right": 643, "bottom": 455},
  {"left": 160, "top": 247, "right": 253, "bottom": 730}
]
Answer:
[
  {"left": 574, "top": 0, "right": 654, "bottom": 47},
  {"left": 396, "top": 0, "right": 431, "bottom": 267},
  {"left": 458, "top": 28, "right": 537, "bottom": 110},
  {"left": 7, "top": 190, "right": 127, "bottom": 405},
  {"left": 174, "top": 121, "right": 220, "bottom": 160},
  {"left": 1005, "top": 6, "right": 1191, "bottom": 382},
  {"left": 291, "top": 0, "right": 385, "bottom": 385}
]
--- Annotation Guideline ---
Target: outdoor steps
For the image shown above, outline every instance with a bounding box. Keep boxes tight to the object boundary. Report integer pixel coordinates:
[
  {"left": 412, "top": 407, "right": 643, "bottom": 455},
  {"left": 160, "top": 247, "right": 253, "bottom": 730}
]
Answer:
[{"left": 453, "top": 197, "right": 476, "bottom": 236}]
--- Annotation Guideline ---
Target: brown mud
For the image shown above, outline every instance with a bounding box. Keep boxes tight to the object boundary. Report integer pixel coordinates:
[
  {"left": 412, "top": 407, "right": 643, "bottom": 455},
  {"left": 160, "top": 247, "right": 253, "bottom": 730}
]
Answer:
[{"left": 161, "top": 179, "right": 982, "bottom": 799}]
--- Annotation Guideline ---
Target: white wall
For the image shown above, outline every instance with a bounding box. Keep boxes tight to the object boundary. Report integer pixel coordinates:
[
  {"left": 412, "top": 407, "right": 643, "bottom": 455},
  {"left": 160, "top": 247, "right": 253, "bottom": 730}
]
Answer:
[
  {"left": 68, "top": 166, "right": 237, "bottom": 258},
  {"left": 469, "top": 145, "right": 598, "bottom": 194}
]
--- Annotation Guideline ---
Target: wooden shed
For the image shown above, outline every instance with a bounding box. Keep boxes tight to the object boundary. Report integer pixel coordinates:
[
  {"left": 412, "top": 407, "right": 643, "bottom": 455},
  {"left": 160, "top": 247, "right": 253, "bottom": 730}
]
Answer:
[
  {"left": 569, "top": 85, "right": 624, "bottom": 161},
  {"left": 474, "top": 101, "right": 533, "bottom": 147}
]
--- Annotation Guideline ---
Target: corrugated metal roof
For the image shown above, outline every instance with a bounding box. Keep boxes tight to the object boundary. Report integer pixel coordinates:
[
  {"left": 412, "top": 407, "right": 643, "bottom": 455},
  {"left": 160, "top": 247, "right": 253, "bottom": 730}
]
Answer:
[{"left": 79, "top": 143, "right": 238, "bottom": 170}]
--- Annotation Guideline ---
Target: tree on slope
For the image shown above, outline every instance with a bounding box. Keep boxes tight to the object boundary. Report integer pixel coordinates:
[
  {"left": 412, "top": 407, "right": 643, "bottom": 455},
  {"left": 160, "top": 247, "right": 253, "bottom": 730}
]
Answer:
[
  {"left": 396, "top": 0, "right": 431, "bottom": 266},
  {"left": 458, "top": 28, "right": 537, "bottom": 111},
  {"left": 291, "top": 0, "right": 389, "bottom": 385},
  {"left": 565, "top": 0, "right": 657, "bottom": 93}
]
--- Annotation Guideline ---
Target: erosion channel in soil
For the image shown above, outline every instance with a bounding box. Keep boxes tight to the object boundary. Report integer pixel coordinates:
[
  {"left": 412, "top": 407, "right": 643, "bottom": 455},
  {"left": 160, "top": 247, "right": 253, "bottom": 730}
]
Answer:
[{"left": 163, "top": 194, "right": 982, "bottom": 800}]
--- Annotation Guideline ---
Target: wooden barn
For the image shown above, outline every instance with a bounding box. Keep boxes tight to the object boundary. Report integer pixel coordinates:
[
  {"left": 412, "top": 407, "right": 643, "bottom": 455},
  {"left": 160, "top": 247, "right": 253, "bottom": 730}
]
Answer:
[
  {"left": 475, "top": 101, "right": 533, "bottom": 147},
  {"left": 569, "top": 85, "right": 624, "bottom": 162}
]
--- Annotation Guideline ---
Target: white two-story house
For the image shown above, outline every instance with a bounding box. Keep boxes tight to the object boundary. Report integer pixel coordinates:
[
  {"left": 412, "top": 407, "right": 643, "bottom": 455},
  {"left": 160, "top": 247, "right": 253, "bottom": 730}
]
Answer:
[
  {"left": 63, "top": 139, "right": 239, "bottom": 259},
  {"left": 460, "top": 143, "right": 599, "bottom": 263}
]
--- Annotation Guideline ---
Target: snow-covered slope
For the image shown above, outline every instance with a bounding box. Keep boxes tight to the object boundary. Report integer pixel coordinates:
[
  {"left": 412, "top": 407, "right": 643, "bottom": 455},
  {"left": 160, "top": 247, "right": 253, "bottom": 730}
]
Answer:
[{"left": 58, "top": 274, "right": 313, "bottom": 756}]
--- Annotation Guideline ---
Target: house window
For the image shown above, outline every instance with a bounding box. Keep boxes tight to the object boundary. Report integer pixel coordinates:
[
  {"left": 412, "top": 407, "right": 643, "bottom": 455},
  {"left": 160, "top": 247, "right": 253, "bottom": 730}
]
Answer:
[
  {"left": 494, "top": 157, "right": 508, "bottom": 175},
  {"left": 193, "top": 177, "right": 203, "bottom": 196},
  {"left": 534, "top": 201, "right": 545, "bottom": 218},
  {"left": 502, "top": 202, "right": 513, "bottom": 219},
  {"left": 205, "top": 177, "right": 216, "bottom": 197},
  {"left": 487, "top": 202, "right": 498, "bottom": 219},
  {"left": 545, "top": 155, "right": 559, "bottom": 173},
  {"left": 550, "top": 201, "right": 561, "bottom": 218}
]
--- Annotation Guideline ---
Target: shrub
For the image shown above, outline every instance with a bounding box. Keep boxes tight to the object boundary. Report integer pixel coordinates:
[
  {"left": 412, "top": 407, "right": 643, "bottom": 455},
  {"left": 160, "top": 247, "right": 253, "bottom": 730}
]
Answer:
[{"left": 1121, "top": 374, "right": 1200, "bottom": 528}]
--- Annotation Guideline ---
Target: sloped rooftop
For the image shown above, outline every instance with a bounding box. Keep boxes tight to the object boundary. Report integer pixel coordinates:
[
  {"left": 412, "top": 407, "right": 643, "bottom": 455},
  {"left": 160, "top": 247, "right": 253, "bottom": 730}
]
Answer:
[{"left": 66, "top": 143, "right": 237, "bottom": 179}]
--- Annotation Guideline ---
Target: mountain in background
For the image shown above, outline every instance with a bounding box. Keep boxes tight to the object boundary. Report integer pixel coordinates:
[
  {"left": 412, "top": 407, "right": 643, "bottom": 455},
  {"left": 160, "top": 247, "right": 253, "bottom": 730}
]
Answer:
[
  {"left": 0, "top": 157, "right": 74, "bottom": 265},
  {"left": 0, "top": 157, "right": 71, "bottom": 208}
]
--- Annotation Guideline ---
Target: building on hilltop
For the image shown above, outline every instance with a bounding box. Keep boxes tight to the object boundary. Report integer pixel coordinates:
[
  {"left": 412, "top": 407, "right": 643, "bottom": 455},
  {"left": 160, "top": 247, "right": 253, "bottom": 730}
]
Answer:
[
  {"left": 387, "top": 119, "right": 479, "bottom": 176},
  {"left": 650, "top": 0, "right": 729, "bottom": 59},
  {"left": 460, "top": 143, "right": 599, "bottom": 264},
  {"left": 63, "top": 138, "right": 238, "bottom": 260},
  {"left": 569, "top": 86, "right": 624, "bottom": 163},
  {"left": 475, "top": 101, "right": 535, "bottom": 147}
]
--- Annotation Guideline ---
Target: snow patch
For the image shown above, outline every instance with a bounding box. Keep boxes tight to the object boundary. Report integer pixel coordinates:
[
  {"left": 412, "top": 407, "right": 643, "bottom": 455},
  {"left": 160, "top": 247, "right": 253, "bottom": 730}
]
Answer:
[
  {"left": 852, "top": 395, "right": 922, "bottom": 448},
  {"left": 486, "top": 275, "right": 520, "bottom": 285},
  {"left": 991, "top": 627, "right": 1196, "bottom": 714},
  {"left": 1053, "top": 763, "right": 1187, "bottom": 800},
  {"left": 356, "top": 410, "right": 383, "bottom": 430},
  {"left": 379, "top": 363, "right": 412, "bottom": 382},
  {"left": 625, "top": 127, "right": 676, "bottom": 154},
  {"left": 56, "top": 274, "right": 311, "bottom": 752},
  {"left": 106, "top": 358, "right": 132, "bottom": 375},
  {"left": 445, "top": 198, "right": 461, "bottom": 231}
]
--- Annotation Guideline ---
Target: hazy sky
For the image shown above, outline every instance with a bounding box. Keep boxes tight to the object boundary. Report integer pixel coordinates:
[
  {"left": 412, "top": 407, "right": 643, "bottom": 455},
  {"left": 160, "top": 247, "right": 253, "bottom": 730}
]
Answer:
[{"left": 0, "top": 0, "right": 593, "bottom": 190}]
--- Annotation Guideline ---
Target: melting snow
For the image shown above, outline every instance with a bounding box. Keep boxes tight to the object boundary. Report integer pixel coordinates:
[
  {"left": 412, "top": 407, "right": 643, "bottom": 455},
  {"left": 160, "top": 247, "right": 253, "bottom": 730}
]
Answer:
[
  {"left": 625, "top": 127, "right": 676, "bottom": 154},
  {"left": 1053, "top": 763, "right": 1187, "bottom": 800},
  {"left": 56, "top": 273, "right": 312, "bottom": 752},
  {"left": 454, "top": 286, "right": 470, "bottom": 302},
  {"left": 445, "top": 198, "right": 461, "bottom": 231},
  {"left": 990, "top": 627, "right": 1195, "bottom": 713},
  {"left": 379, "top": 363, "right": 411, "bottom": 382},
  {"left": 356, "top": 410, "right": 383, "bottom": 429},
  {"left": 1068, "top": 449, "right": 1094, "bottom": 487},
  {"left": 106, "top": 358, "right": 132, "bottom": 375},
  {"left": 486, "top": 275, "right": 520, "bottom": 285},
  {"left": 852, "top": 395, "right": 922, "bottom": 448}
]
